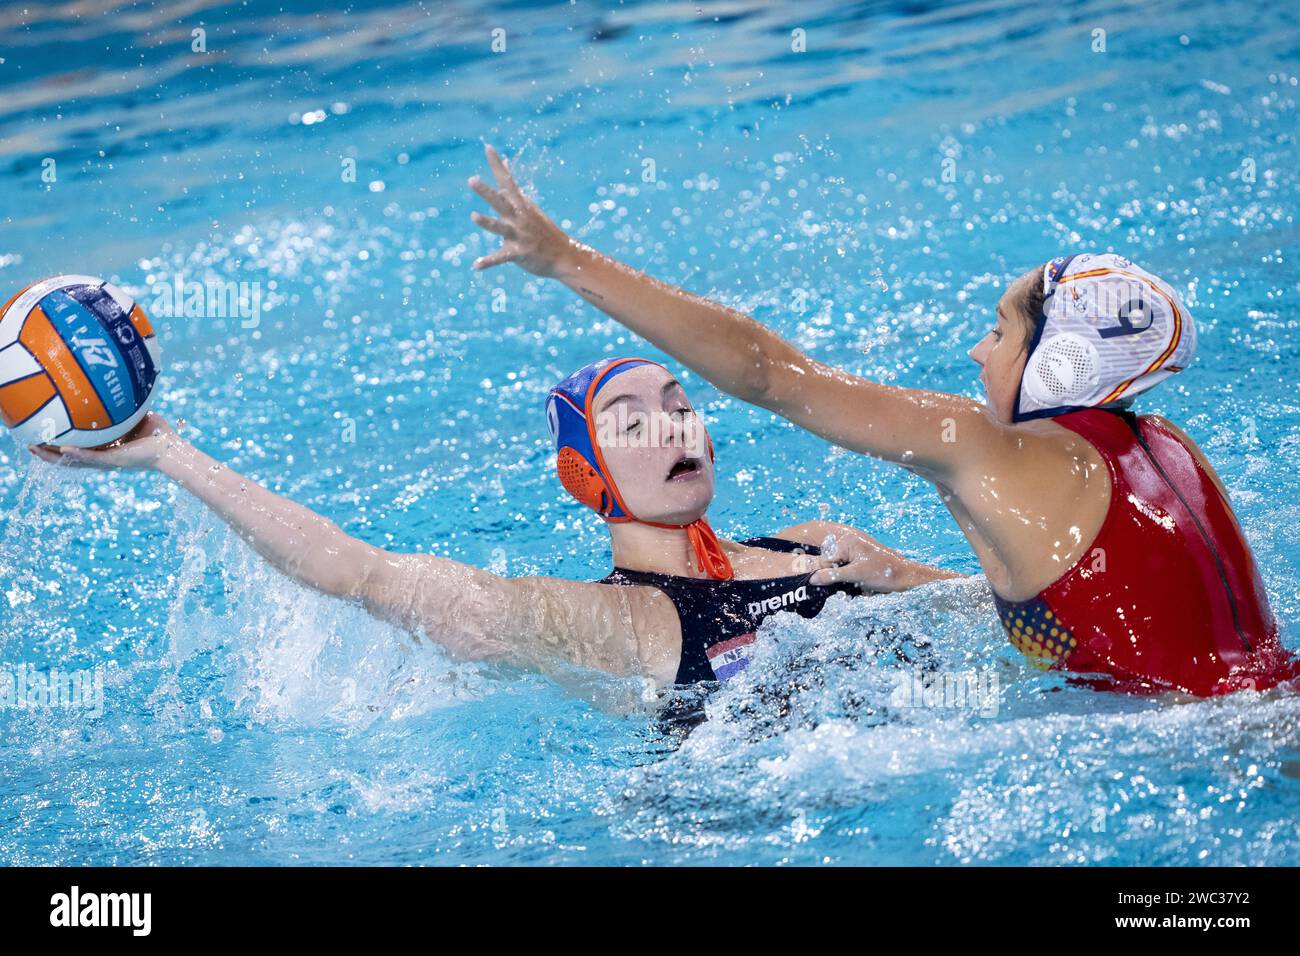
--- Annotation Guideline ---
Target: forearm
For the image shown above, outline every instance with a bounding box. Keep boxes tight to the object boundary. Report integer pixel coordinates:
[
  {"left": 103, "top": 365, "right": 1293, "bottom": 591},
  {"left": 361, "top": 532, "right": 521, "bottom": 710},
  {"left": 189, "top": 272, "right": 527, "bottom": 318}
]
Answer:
[
  {"left": 879, "top": 554, "right": 965, "bottom": 589},
  {"left": 554, "top": 243, "right": 795, "bottom": 405},
  {"left": 157, "top": 438, "right": 372, "bottom": 599}
]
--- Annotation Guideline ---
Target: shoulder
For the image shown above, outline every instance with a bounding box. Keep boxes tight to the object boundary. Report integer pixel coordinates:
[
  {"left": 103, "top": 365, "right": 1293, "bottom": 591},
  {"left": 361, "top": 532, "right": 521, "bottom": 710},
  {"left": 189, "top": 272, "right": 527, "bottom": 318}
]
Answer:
[
  {"left": 511, "top": 573, "right": 669, "bottom": 619},
  {"left": 1142, "top": 414, "right": 1231, "bottom": 500},
  {"left": 622, "top": 584, "right": 683, "bottom": 684},
  {"left": 516, "top": 575, "right": 683, "bottom": 682},
  {"left": 945, "top": 413, "right": 1097, "bottom": 498},
  {"left": 1142, "top": 413, "right": 1198, "bottom": 447}
]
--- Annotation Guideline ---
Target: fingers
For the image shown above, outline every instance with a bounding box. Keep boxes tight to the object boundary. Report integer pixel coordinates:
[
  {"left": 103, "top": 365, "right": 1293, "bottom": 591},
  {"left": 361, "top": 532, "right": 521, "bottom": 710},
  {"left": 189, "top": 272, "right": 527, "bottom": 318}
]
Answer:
[
  {"left": 785, "top": 549, "right": 832, "bottom": 574},
  {"left": 467, "top": 175, "right": 514, "bottom": 217},
  {"left": 56, "top": 445, "right": 96, "bottom": 464},
  {"left": 809, "top": 565, "right": 844, "bottom": 587},
  {"left": 484, "top": 144, "right": 522, "bottom": 198},
  {"left": 28, "top": 444, "right": 88, "bottom": 467},
  {"left": 473, "top": 248, "right": 517, "bottom": 271},
  {"left": 484, "top": 143, "right": 510, "bottom": 180},
  {"left": 470, "top": 211, "right": 512, "bottom": 238}
]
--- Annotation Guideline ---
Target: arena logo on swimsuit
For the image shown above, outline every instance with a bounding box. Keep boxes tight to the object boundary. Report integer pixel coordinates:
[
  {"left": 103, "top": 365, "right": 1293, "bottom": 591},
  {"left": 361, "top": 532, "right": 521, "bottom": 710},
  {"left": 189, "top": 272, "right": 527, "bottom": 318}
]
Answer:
[{"left": 747, "top": 585, "right": 808, "bottom": 617}]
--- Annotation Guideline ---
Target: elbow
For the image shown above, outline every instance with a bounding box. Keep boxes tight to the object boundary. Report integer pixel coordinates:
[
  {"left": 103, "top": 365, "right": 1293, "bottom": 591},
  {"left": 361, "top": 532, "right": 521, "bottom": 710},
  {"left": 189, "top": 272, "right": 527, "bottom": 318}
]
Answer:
[
  {"left": 735, "top": 326, "right": 780, "bottom": 406},
  {"left": 747, "top": 339, "right": 805, "bottom": 414},
  {"left": 336, "top": 540, "right": 389, "bottom": 603},
  {"left": 743, "top": 359, "right": 774, "bottom": 407}
]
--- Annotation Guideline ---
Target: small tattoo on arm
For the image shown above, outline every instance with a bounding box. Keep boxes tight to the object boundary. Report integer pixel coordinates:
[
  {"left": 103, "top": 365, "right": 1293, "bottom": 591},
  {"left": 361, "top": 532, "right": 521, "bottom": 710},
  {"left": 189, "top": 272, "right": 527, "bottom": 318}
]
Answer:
[{"left": 579, "top": 286, "right": 605, "bottom": 302}]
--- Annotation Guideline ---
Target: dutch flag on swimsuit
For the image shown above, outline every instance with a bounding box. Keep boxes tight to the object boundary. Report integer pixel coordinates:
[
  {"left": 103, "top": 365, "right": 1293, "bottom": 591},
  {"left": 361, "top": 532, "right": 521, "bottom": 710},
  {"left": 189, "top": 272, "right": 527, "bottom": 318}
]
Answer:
[{"left": 706, "top": 632, "right": 756, "bottom": 681}]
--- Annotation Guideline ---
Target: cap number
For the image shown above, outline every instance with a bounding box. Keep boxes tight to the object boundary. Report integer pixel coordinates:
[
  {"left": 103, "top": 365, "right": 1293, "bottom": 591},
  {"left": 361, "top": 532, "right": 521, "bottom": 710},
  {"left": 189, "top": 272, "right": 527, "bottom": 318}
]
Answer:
[{"left": 1098, "top": 297, "right": 1154, "bottom": 339}]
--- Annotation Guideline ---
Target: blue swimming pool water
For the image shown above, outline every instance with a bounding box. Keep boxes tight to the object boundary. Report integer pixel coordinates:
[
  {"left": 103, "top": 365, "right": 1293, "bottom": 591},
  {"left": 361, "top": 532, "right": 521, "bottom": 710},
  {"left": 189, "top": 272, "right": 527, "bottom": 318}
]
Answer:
[{"left": 2, "top": 0, "right": 1299, "bottom": 865}]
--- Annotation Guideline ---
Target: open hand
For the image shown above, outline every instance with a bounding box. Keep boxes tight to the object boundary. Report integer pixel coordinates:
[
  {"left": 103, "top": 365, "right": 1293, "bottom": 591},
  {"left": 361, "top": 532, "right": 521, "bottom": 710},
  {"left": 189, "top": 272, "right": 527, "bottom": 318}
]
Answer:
[
  {"left": 28, "top": 412, "right": 178, "bottom": 472},
  {"left": 468, "top": 143, "right": 574, "bottom": 276}
]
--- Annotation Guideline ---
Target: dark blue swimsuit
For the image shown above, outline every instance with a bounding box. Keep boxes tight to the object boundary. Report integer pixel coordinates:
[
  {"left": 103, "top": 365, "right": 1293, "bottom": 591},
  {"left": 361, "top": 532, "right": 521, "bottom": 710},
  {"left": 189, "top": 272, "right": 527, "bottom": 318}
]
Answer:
[{"left": 599, "top": 537, "right": 863, "bottom": 685}]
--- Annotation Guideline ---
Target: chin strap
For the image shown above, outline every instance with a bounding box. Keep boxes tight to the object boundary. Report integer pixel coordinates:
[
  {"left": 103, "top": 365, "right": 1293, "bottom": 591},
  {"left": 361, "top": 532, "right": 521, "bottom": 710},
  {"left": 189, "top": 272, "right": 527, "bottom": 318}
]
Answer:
[
  {"left": 618, "top": 520, "right": 733, "bottom": 580},
  {"left": 624, "top": 515, "right": 735, "bottom": 580},
  {"left": 685, "top": 518, "right": 734, "bottom": 580},
  {"left": 640, "top": 516, "right": 733, "bottom": 580}
]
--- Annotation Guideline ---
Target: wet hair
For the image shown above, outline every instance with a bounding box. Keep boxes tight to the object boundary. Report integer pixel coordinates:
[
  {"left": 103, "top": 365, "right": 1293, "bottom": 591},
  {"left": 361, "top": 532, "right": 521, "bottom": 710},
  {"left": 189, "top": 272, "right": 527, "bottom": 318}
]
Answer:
[{"left": 1006, "top": 265, "right": 1047, "bottom": 351}]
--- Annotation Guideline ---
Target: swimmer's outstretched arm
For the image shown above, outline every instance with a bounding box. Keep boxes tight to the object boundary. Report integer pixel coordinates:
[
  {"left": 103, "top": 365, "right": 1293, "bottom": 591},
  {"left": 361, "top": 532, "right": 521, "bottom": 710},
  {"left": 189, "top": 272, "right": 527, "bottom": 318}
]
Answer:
[
  {"left": 469, "top": 144, "right": 1012, "bottom": 483},
  {"left": 31, "top": 414, "right": 671, "bottom": 679}
]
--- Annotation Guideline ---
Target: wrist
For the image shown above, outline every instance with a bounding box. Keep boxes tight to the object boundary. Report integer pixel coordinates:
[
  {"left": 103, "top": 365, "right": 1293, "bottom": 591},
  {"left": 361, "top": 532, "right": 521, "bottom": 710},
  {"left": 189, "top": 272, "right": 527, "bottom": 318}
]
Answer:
[
  {"left": 873, "top": 557, "right": 934, "bottom": 591},
  {"left": 897, "top": 561, "right": 960, "bottom": 588},
  {"left": 896, "top": 562, "right": 934, "bottom": 590},
  {"left": 551, "top": 236, "right": 594, "bottom": 283},
  {"left": 156, "top": 435, "right": 198, "bottom": 480}
]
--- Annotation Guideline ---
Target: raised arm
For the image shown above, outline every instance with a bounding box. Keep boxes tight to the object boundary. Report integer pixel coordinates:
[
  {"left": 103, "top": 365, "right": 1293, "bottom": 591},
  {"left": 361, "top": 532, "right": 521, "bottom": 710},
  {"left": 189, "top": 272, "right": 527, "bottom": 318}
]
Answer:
[
  {"left": 32, "top": 414, "right": 663, "bottom": 678},
  {"left": 468, "top": 144, "right": 1008, "bottom": 481}
]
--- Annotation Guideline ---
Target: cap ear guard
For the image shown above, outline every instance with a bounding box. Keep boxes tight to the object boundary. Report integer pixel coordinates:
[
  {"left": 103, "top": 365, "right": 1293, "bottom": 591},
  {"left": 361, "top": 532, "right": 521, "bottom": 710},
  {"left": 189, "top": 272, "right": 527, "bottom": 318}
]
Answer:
[
  {"left": 556, "top": 446, "right": 613, "bottom": 515},
  {"left": 1022, "top": 332, "right": 1101, "bottom": 406},
  {"left": 549, "top": 359, "right": 663, "bottom": 520}
]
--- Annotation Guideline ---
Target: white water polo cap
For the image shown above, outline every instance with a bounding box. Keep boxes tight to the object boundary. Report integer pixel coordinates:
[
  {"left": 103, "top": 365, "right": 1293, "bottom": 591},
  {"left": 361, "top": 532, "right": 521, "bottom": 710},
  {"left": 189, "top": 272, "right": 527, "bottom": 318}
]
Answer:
[{"left": 1014, "top": 253, "right": 1197, "bottom": 422}]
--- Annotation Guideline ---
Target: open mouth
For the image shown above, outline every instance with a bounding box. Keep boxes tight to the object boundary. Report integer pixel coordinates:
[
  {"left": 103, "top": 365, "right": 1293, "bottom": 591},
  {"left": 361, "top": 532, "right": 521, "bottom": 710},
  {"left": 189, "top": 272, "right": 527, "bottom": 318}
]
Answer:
[{"left": 666, "top": 455, "right": 702, "bottom": 481}]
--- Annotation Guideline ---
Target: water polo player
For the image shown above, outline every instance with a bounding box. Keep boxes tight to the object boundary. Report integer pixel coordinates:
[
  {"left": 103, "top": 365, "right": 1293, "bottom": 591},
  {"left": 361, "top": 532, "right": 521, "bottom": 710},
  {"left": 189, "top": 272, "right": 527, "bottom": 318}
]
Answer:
[
  {"left": 469, "top": 144, "right": 1299, "bottom": 697},
  {"left": 31, "top": 358, "right": 956, "bottom": 688}
]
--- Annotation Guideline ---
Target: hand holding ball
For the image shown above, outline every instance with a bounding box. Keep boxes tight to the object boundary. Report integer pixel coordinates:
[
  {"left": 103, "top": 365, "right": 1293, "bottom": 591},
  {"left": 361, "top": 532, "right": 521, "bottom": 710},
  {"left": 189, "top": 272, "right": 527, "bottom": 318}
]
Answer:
[{"left": 0, "top": 275, "right": 161, "bottom": 448}]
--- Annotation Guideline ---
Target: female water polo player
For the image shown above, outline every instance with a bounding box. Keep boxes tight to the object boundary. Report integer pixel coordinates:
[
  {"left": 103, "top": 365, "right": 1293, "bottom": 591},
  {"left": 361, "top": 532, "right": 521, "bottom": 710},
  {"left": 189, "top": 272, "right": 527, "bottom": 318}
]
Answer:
[
  {"left": 31, "top": 359, "right": 956, "bottom": 688},
  {"left": 468, "top": 144, "right": 1299, "bottom": 697}
]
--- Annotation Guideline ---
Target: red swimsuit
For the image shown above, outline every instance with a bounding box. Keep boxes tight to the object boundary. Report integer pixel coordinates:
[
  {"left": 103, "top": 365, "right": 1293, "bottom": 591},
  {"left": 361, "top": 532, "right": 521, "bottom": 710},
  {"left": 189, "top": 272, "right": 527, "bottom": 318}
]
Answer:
[{"left": 994, "top": 409, "right": 1298, "bottom": 696}]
